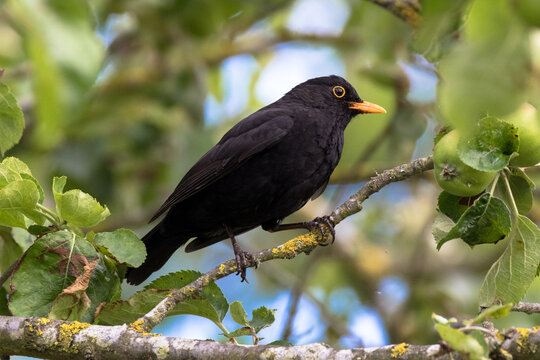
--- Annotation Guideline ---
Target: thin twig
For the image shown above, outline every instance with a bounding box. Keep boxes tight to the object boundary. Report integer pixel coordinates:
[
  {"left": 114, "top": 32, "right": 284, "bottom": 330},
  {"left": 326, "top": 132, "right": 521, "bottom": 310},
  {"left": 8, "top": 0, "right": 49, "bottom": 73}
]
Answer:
[
  {"left": 0, "top": 260, "right": 18, "bottom": 288},
  {"left": 511, "top": 302, "right": 540, "bottom": 314},
  {"left": 138, "top": 156, "right": 434, "bottom": 332}
]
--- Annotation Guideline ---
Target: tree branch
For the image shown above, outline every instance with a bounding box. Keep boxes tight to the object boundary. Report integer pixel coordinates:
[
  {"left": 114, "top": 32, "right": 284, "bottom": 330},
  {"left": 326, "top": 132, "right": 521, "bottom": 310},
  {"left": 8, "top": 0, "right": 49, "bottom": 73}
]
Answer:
[
  {"left": 139, "top": 156, "right": 434, "bottom": 332},
  {"left": 512, "top": 302, "right": 540, "bottom": 314},
  {"left": 0, "top": 259, "right": 18, "bottom": 288},
  {"left": 2, "top": 315, "right": 540, "bottom": 360}
]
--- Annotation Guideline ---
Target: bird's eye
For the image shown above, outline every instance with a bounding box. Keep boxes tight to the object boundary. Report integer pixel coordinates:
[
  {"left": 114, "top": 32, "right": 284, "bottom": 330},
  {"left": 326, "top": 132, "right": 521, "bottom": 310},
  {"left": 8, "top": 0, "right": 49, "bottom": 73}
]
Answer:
[{"left": 333, "top": 86, "right": 345, "bottom": 98}]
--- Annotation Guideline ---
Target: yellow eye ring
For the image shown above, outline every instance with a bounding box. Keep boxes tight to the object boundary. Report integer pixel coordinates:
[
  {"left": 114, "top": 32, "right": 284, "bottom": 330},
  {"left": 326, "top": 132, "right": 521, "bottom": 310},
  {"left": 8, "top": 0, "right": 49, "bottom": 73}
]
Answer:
[{"left": 333, "top": 86, "right": 346, "bottom": 98}]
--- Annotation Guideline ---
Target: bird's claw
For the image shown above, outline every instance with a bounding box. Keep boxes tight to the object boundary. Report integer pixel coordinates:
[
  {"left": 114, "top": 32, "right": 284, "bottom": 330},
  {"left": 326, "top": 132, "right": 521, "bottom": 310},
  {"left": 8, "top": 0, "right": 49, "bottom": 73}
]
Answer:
[
  {"left": 304, "top": 216, "right": 336, "bottom": 244},
  {"left": 234, "top": 250, "right": 255, "bottom": 283}
]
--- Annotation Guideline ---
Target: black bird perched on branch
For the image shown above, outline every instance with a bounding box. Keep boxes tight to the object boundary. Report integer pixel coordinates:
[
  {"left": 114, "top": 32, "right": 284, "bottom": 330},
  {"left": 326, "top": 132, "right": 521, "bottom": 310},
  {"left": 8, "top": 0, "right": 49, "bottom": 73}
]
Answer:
[{"left": 126, "top": 75, "right": 386, "bottom": 285}]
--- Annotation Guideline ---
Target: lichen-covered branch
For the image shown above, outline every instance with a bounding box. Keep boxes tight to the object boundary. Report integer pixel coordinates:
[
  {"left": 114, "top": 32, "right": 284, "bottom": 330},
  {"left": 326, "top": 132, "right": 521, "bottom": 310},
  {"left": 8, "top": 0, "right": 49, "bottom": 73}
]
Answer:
[
  {"left": 512, "top": 302, "right": 540, "bottom": 314},
  {"left": 331, "top": 155, "right": 434, "bottom": 223},
  {"left": 139, "top": 156, "right": 434, "bottom": 332},
  {"left": 366, "top": 0, "right": 422, "bottom": 27},
  {"left": 1, "top": 316, "right": 540, "bottom": 360}
]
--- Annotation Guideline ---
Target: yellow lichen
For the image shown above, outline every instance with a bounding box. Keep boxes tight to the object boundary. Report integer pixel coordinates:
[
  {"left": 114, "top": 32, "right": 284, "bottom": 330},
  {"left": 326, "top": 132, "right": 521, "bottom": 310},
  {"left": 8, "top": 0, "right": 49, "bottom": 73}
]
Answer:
[
  {"left": 38, "top": 317, "right": 51, "bottom": 325},
  {"left": 391, "top": 343, "right": 409, "bottom": 358},
  {"left": 275, "top": 233, "right": 319, "bottom": 258},
  {"left": 533, "top": 326, "right": 540, "bottom": 334},
  {"left": 218, "top": 264, "right": 226, "bottom": 274},
  {"left": 499, "top": 348, "right": 512, "bottom": 358},
  {"left": 129, "top": 319, "right": 161, "bottom": 337},
  {"left": 515, "top": 327, "right": 531, "bottom": 351},
  {"left": 56, "top": 321, "right": 91, "bottom": 353},
  {"left": 24, "top": 321, "right": 44, "bottom": 337},
  {"left": 516, "top": 327, "right": 530, "bottom": 340}
]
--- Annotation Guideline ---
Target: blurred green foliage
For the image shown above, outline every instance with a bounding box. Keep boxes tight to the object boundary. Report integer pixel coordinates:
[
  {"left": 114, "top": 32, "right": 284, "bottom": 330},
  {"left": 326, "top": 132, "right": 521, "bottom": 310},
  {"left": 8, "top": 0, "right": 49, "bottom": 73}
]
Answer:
[{"left": 1, "top": 0, "right": 540, "bottom": 348}]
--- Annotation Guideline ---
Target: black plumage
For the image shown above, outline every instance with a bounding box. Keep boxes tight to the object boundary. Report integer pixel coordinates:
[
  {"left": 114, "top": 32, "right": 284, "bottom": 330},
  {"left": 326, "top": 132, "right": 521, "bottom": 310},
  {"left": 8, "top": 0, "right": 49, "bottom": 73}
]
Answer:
[{"left": 126, "top": 75, "right": 386, "bottom": 285}]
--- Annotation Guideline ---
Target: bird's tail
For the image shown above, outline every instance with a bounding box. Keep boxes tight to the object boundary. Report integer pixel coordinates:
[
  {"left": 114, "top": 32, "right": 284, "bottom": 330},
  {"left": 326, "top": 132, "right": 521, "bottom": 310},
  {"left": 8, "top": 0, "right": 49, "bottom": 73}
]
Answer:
[{"left": 125, "top": 225, "right": 189, "bottom": 285}]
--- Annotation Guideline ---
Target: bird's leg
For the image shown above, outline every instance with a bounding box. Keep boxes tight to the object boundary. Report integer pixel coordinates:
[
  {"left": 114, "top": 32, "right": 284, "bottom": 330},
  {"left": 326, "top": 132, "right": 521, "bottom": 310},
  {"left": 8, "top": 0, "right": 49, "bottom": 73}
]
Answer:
[
  {"left": 224, "top": 225, "right": 255, "bottom": 283},
  {"left": 262, "top": 216, "right": 336, "bottom": 244}
]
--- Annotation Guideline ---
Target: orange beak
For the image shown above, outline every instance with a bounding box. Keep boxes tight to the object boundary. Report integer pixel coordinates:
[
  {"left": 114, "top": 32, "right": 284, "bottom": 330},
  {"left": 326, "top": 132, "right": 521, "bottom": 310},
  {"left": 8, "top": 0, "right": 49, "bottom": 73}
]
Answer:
[{"left": 348, "top": 101, "right": 387, "bottom": 114}]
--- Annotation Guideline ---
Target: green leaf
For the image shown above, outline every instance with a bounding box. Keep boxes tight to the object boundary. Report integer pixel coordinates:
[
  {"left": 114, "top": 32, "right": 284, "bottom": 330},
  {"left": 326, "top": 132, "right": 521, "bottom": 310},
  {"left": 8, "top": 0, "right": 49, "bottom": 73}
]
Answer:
[
  {"left": 437, "top": 194, "right": 511, "bottom": 249},
  {"left": 432, "top": 211, "right": 455, "bottom": 245},
  {"left": 94, "top": 288, "right": 169, "bottom": 325},
  {"left": 97, "top": 270, "right": 229, "bottom": 326},
  {"left": 230, "top": 301, "right": 249, "bottom": 326},
  {"left": 0, "top": 179, "right": 40, "bottom": 228},
  {"left": 52, "top": 176, "right": 110, "bottom": 227},
  {"left": 412, "top": 0, "right": 468, "bottom": 61},
  {"left": 0, "top": 158, "right": 43, "bottom": 207},
  {"left": 479, "top": 215, "right": 540, "bottom": 306},
  {"left": 20, "top": 173, "right": 44, "bottom": 204},
  {"left": 0, "top": 157, "right": 31, "bottom": 177},
  {"left": 0, "top": 82, "right": 25, "bottom": 155},
  {"left": 11, "top": 227, "right": 35, "bottom": 251},
  {"left": 472, "top": 304, "right": 512, "bottom": 324},
  {"left": 495, "top": 173, "right": 533, "bottom": 215},
  {"left": 93, "top": 229, "right": 146, "bottom": 267},
  {"left": 27, "top": 225, "right": 53, "bottom": 237},
  {"left": 437, "top": 191, "right": 470, "bottom": 222},
  {"left": 431, "top": 313, "right": 452, "bottom": 325},
  {"left": 249, "top": 306, "right": 276, "bottom": 333},
  {"left": 85, "top": 254, "right": 122, "bottom": 323},
  {"left": 0, "top": 179, "right": 39, "bottom": 210},
  {"left": 435, "top": 324, "right": 488, "bottom": 360},
  {"left": 469, "top": 330, "right": 490, "bottom": 359},
  {"left": 457, "top": 117, "right": 519, "bottom": 172},
  {"left": 510, "top": 167, "right": 535, "bottom": 189},
  {"left": 267, "top": 340, "right": 293, "bottom": 346},
  {"left": 146, "top": 270, "right": 229, "bottom": 322},
  {"left": 0, "top": 227, "right": 23, "bottom": 276},
  {"left": 8, "top": 231, "right": 120, "bottom": 321},
  {"left": 225, "top": 327, "right": 254, "bottom": 339},
  {"left": 48, "top": 259, "right": 96, "bottom": 321},
  {"left": 48, "top": 292, "right": 91, "bottom": 321}
]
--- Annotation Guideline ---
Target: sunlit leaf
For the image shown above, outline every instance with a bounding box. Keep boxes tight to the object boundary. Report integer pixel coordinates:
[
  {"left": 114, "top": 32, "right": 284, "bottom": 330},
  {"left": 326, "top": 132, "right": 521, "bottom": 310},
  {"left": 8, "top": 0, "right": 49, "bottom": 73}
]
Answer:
[
  {"left": 96, "top": 270, "right": 229, "bottom": 325},
  {"left": 0, "top": 82, "right": 25, "bottom": 154},
  {"left": 52, "top": 176, "right": 110, "bottom": 227},
  {"left": 93, "top": 229, "right": 146, "bottom": 267},
  {"left": 435, "top": 324, "right": 488, "bottom": 360},
  {"left": 472, "top": 304, "right": 512, "bottom": 324},
  {"left": 495, "top": 173, "right": 533, "bottom": 215},
  {"left": 229, "top": 301, "right": 249, "bottom": 326},
  {"left": 479, "top": 216, "right": 540, "bottom": 306},
  {"left": 249, "top": 306, "right": 276, "bottom": 333},
  {"left": 437, "top": 194, "right": 511, "bottom": 249},
  {"left": 0, "top": 179, "right": 40, "bottom": 228}
]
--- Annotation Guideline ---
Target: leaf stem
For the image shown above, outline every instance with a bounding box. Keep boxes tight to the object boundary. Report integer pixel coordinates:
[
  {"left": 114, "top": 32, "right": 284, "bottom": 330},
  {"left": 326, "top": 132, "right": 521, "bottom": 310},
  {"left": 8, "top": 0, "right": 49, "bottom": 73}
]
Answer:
[
  {"left": 62, "top": 232, "right": 77, "bottom": 289},
  {"left": 488, "top": 173, "right": 500, "bottom": 196},
  {"left": 215, "top": 322, "right": 238, "bottom": 344},
  {"left": 36, "top": 203, "right": 61, "bottom": 227},
  {"left": 502, "top": 172, "right": 519, "bottom": 217}
]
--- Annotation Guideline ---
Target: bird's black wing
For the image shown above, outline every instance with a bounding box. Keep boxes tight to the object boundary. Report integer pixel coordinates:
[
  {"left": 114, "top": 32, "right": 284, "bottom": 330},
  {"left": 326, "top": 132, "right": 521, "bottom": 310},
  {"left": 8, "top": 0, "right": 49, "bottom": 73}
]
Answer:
[{"left": 150, "top": 110, "right": 294, "bottom": 221}]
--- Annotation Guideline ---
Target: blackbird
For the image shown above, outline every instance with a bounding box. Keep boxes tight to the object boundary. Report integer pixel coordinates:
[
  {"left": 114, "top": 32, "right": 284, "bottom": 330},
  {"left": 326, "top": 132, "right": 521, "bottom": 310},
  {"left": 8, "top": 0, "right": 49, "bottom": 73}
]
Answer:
[{"left": 126, "top": 75, "right": 386, "bottom": 285}]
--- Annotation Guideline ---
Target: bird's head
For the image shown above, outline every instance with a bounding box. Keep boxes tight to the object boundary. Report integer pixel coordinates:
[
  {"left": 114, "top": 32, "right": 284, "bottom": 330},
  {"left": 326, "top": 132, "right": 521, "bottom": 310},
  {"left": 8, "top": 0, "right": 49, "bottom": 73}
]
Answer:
[{"left": 284, "top": 75, "right": 386, "bottom": 118}]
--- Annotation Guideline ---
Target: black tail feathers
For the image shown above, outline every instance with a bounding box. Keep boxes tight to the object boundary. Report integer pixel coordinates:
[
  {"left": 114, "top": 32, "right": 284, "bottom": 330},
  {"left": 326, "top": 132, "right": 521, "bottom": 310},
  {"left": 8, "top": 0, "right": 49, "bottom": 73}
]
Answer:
[{"left": 126, "top": 225, "right": 188, "bottom": 285}]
